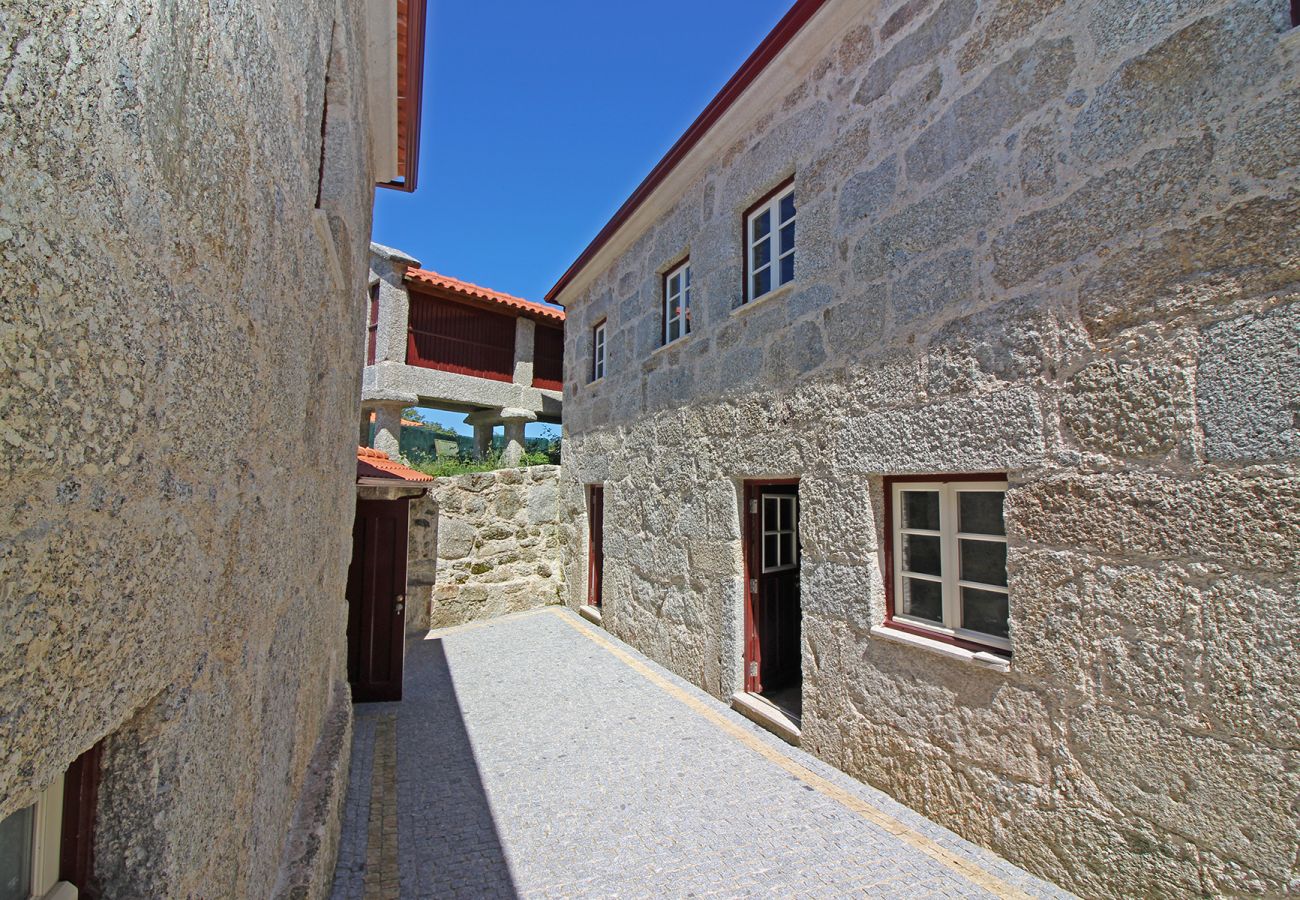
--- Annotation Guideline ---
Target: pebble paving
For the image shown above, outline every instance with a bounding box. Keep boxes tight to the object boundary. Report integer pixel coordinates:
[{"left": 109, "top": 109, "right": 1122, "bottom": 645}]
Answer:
[{"left": 330, "top": 608, "right": 1074, "bottom": 899}]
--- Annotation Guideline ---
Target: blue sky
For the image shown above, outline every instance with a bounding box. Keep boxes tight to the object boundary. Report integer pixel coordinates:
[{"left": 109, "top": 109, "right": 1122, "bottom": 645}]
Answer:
[{"left": 379, "top": 0, "right": 793, "bottom": 434}]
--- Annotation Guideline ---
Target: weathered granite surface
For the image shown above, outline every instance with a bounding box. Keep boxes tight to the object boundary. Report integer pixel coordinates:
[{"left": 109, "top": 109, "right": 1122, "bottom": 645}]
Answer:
[
  {"left": 558, "top": 2, "right": 1300, "bottom": 896},
  {"left": 0, "top": 0, "right": 377, "bottom": 896},
  {"left": 408, "top": 466, "right": 563, "bottom": 629}
]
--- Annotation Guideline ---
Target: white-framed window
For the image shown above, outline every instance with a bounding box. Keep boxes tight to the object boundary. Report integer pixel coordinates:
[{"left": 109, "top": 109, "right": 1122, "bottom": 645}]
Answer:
[
  {"left": 745, "top": 181, "right": 795, "bottom": 303},
  {"left": 761, "top": 493, "right": 798, "bottom": 573},
  {"left": 889, "top": 478, "right": 1010, "bottom": 652},
  {"left": 591, "top": 320, "right": 606, "bottom": 381},
  {"left": 0, "top": 775, "right": 67, "bottom": 900},
  {"left": 663, "top": 260, "right": 691, "bottom": 344}
]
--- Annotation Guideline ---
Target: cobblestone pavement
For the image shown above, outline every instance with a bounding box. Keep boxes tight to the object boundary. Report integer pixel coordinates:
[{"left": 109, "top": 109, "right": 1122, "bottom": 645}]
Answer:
[{"left": 330, "top": 608, "right": 1073, "bottom": 899}]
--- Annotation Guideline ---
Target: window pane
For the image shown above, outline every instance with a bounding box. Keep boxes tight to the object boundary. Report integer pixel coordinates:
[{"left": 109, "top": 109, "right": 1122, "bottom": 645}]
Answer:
[
  {"left": 684, "top": 266, "right": 691, "bottom": 287},
  {"left": 0, "top": 804, "right": 33, "bottom": 900},
  {"left": 753, "top": 236, "right": 771, "bottom": 268},
  {"left": 668, "top": 274, "right": 680, "bottom": 296},
  {"left": 959, "top": 491, "right": 1005, "bottom": 536},
  {"left": 668, "top": 319, "right": 680, "bottom": 342},
  {"left": 902, "top": 490, "right": 940, "bottom": 531},
  {"left": 960, "top": 539, "right": 1007, "bottom": 587},
  {"left": 780, "top": 497, "right": 793, "bottom": 531},
  {"left": 779, "top": 191, "right": 795, "bottom": 223},
  {"left": 764, "top": 534, "right": 779, "bottom": 568},
  {"left": 780, "top": 221, "right": 795, "bottom": 255},
  {"left": 752, "top": 209, "right": 771, "bottom": 239},
  {"left": 764, "top": 497, "right": 777, "bottom": 531},
  {"left": 784, "top": 531, "right": 797, "bottom": 567},
  {"left": 752, "top": 268, "right": 771, "bottom": 298},
  {"left": 903, "top": 534, "right": 942, "bottom": 576},
  {"left": 962, "top": 587, "right": 1009, "bottom": 639},
  {"left": 901, "top": 577, "right": 943, "bottom": 623},
  {"left": 779, "top": 254, "right": 794, "bottom": 286}
]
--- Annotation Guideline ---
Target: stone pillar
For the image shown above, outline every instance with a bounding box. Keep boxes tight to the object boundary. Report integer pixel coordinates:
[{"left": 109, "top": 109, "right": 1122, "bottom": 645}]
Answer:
[
  {"left": 513, "top": 317, "right": 536, "bottom": 386},
  {"left": 369, "top": 243, "right": 421, "bottom": 365},
  {"left": 499, "top": 407, "right": 537, "bottom": 467},
  {"left": 473, "top": 424, "right": 494, "bottom": 460},
  {"left": 371, "top": 401, "right": 406, "bottom": 459}
]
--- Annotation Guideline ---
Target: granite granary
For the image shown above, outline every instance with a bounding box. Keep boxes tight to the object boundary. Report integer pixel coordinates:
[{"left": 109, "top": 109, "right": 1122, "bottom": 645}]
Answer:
[{"left": 551, "top": 0, "right": 1300, "bottom": 896}]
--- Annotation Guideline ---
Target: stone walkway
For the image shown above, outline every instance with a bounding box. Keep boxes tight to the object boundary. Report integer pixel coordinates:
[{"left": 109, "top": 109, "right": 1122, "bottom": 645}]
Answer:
[{"left": 330, "top": 608, "right": 1072, "bottom": 899}]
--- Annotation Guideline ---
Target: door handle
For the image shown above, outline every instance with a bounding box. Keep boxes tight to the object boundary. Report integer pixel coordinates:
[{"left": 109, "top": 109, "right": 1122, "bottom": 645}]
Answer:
[{"left": 394, "top": 593, "right": 405, "bottom": 616}]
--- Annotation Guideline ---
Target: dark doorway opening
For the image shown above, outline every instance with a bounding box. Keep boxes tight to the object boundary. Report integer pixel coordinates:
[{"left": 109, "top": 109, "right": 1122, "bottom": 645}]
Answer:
[
  {"left": 743, "top": 480, "right": 802, "bottom": 724},
  {"left": 347, "top": 497, "right": 411, "bottom": 702},
  {"left": 587, "top": 484, "right": 604, "bottom": 609}
]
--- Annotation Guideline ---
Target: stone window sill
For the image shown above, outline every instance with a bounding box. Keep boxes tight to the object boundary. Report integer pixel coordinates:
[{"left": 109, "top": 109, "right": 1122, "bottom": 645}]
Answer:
[
  {"left": 732, "top": 280, "right": 796, "bottom": 317},
  {"left": 648, "top": 330, "right": 698, "bottom": 358},
  {"left": 579, "top": 604, "right": 603, "bottom": 626},
  {"left": 869, "top": 625, "right": 1011, "bottom": 673},
  {"left": 1283, "top": 25, "right": 1300, "bottom": 47}
]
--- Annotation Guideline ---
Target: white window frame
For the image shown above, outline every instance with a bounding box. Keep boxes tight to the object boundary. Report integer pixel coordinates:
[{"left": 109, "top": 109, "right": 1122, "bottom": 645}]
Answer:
[
  {"left": 761, "top": 493, "right": 798, "bottom": 573},
  {"left": 0, "top": 774, "right": 72, "bottom": 900},
  {"left": 745, "top": 182, "right": 796, "bottom": 303},
  {"left": 890, "top": 479, "right": 1010, "bottom": 651},
  {"left": 591, "top": 320, "right": 606, "bottom": 381},
  {"left": 663, "top": 260, "right": 691, "bottom": 345}
]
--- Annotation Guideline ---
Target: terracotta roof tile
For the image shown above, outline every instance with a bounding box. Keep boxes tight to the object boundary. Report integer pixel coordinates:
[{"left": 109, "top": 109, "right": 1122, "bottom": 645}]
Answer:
[
  {"left": 357, "top": 446, "right": 434, "bottom": 483},
  {"left": 406, "top": 269, "right": 566, "bottom": 323}
]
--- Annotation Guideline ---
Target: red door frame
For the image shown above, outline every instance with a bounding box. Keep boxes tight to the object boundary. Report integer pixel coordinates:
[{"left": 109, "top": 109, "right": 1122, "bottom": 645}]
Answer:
[
  {"left": 587, "top": 484, "right": 605, "bottom": 608},
  {"left": 742, "top": 478, "right": 799, "bottom": 694},
  {"left": 59, "top": 742, "right": 103, "bottom": 898},
  {"left": 346, "top": 497, "right": 411, "bottom": 702}
]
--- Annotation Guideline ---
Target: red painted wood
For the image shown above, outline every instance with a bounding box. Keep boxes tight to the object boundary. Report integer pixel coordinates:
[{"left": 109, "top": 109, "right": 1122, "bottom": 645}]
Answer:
[
  {"left": 60, "top": 741, "right": 103, "bottom": 898},
  {"left": 881, "top": 472, "right": 1010, "bottom": 657},
  {"left": 406, "top": 290, "right": 516, "bottom": 383},
  {"left": 532, "top": 324, "right": 564, "bottom": 391},
  {"left": 1293, "top": 0, "right": 1299, "bottom": 28},
  {"left": 546, "top": 0, "right": 832, "bottom": 302},
  {"left": 346, "top": 497, "right": 410, "bottom": 702},
  {"left": 587, "top": 485, "right": 604, "bottom": 608}
]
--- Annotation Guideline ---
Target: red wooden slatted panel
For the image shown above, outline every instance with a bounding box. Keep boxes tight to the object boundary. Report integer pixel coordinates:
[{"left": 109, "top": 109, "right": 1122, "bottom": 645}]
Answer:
[
  {"left": 532, "top": 324, "right": 564, "bottom": 391},
  {"left": 588, "top": 485, "right": 604, "bottom": 608},
  {"left": 366, "top": 283, "right": 379, "bottom": 365},
  {"left": 407, "top": 291, "right": 516, "bottom": 382}
]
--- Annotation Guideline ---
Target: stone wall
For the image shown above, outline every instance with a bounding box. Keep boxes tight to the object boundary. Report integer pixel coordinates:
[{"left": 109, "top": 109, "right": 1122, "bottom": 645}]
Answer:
[
  {"left": 409, "top": 466, "right": 564, "bottom": 629},
  {"left": 0, "top": 0, "right": 378, "bottom": 896},
  {"left": 559, "top": 1, "right": 1300, "bottom": 896}
]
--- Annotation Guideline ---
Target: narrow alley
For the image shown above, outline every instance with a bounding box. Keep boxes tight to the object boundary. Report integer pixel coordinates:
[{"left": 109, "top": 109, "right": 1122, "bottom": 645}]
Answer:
[{"left": 329, "top": 610, "right": 1073, "bottom": 899}]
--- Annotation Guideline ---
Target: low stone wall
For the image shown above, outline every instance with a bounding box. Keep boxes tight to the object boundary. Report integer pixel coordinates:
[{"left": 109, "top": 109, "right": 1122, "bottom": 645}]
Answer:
[{"left": 408, "top": 466, "right": 563, "bottom": 629}]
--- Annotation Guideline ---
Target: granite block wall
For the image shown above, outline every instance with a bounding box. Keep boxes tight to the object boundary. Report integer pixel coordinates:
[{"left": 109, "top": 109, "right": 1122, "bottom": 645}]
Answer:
[
  {"left": 408, "top": 466, "right": 564, "bottom": 629},
  {"left": 0, "top": 0, "right": 378, "bottom": 895},
  {"left": 558, "top": 1, "right": 1300, "bottom": 895}
]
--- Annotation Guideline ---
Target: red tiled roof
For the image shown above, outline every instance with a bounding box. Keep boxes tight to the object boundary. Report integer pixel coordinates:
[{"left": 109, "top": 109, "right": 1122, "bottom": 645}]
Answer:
[
  {"left": 406, "top": 269, "right": 566, "bottom": 324},
  {"left": 357, "top": 446, "right": 433, "bottom": 483},
  {"left": 367, "top": 412, "right": 442, "bottom": 429},
  {"left": 546, "top": 0, "right": 832, "bottom": 302}
]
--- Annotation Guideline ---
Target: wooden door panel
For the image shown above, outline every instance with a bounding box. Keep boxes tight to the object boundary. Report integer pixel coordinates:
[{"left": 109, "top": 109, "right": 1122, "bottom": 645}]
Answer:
[
  {"left": 744, "top": 481, "right": 801, "bottom": 697},
  {"left": 346, "top": 497, "right": 409, "bottom": 702}
]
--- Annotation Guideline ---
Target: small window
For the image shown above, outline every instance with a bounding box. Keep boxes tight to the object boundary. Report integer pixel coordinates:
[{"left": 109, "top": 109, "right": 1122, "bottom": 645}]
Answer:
[
  {"left": 0, "top": 774, "right": 67, "bottom": 900},
  {"left": 761, "top": 493, "right": 798, "bottom": 573},
  {"left": 591, "top": 320, "right": 606, "bottom": 381},
  {"left": 887, "top": 476, "right": 1009, "bottom": 652},
  {"left": 663, "top": 260, "right": 692, "bottom": 345},
  {"left": 745, "top": 180, "right": 796, "bottom": 303}
]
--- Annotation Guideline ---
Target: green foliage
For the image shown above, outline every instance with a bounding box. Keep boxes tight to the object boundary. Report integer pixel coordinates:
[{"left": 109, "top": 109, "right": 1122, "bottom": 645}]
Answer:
[{"left": 400, "top": 445, "right": 556, "bottom": 478}]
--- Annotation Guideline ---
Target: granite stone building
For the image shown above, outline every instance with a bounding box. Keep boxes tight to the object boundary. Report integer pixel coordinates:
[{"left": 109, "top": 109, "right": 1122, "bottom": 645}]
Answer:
[
  {"left": 550, "top": 0, "right": 1300, "bottom": 895},
  {"left": 0, "top": 0, "right": 424, "bottom": 895}
]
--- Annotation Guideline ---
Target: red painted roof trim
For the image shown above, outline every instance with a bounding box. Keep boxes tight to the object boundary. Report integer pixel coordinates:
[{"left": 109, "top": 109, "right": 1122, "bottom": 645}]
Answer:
[
  {"left": 545, "top": 0, "right": 832, "bottom": 303},
  {"left": 407, "top": 268, "right": 566, "bottom": 324},
  {"left": 377, "top": 0, "right": 427, "bottom": 192}
]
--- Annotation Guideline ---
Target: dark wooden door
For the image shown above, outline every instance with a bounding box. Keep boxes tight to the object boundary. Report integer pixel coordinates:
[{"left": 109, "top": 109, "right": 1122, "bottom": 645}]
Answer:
[
  {"left": 346, "top": 497, "right": 410, "bottom": 702},
  {"left": 587, "top": 485, "right": 605, "bottom": 608},
  {"left": 744, "top": 482, "right": 801, "bottom": 695}
]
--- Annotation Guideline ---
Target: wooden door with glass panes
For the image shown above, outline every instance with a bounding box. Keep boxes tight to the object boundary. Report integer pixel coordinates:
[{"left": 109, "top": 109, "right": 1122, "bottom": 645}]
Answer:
[{"left": 743, "top": 481, "right": 801, "bottom": 695}]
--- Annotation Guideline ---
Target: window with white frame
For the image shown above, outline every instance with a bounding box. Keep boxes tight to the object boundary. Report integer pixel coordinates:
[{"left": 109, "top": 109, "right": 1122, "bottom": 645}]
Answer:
[
  {"left": 663, "top": 260, "right": 691, "bottom": 344},
  {"left": 745, "top": 181, "right": 795, "bottom": 302},
  {"left": 591, "top": 320, "right": 606, "bottom": 381},
  {"left": 0, "top": 775, "right": 67, "bottom": 900},
  {"left": 889, "top": 477, "right": 1009, "bottom": 652},
  {"left": 761, "top": 493, "right": 798, "bottom": 572}
]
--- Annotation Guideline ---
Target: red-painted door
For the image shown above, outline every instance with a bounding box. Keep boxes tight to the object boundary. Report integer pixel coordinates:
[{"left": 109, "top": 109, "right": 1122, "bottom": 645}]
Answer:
[
  {"left": 346, "top": 497, "right": 410, "bottom": 702},
  {"left": 744, "top": 482, "right": 801, "bottom": 695},
  {"left": 587, "top": 485, "right": 604, "bottom": 608}
]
